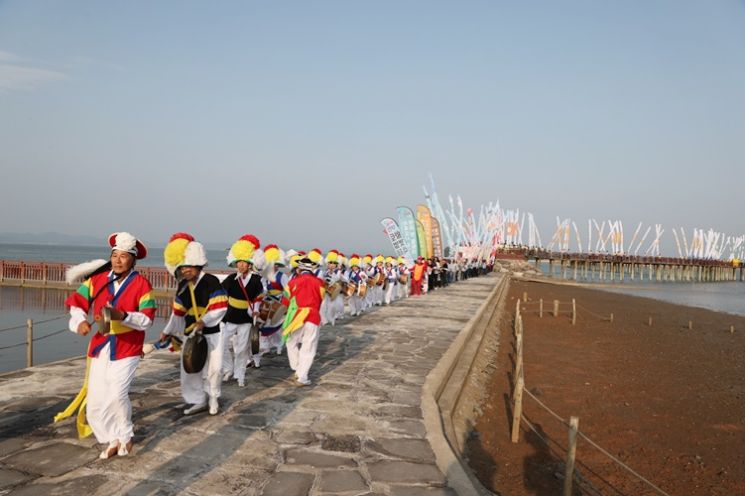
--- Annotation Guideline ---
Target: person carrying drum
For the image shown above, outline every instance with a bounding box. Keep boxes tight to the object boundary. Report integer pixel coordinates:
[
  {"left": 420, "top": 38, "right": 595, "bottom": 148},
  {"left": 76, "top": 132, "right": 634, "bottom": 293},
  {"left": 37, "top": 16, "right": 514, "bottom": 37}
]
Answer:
[
  {"left": 59, "top": 232, "right": 156, "bottom": 459},
  {"left": 382, "top": 256, "right": 399, "bottom": 305},
  {"left": 346, "top": 254, "right": 367, "bottom": 316},
  {"left": 160, "top": 233, "right": 228, "bottom": 416},
  {"left": 256, "top": 243, "right": 289, "bottom": 363},
  {"left": 320, "top": 250, "right": 345, "bottom": 326},
  {"left": 221, "top": 234, "right": 264, "bottom": 386},
  {"left": 281, "top": 256, "right": 325, "bottom": 386},
  {"left": 397, "top": 256, "right": 410, "bottom": 299}
]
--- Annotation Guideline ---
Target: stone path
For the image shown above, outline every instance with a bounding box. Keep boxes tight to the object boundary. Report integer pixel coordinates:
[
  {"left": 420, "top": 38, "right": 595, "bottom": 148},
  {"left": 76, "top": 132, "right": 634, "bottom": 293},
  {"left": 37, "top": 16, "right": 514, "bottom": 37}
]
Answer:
[{"left": 0, "top": 275, "right": 499, "bottom": 496}]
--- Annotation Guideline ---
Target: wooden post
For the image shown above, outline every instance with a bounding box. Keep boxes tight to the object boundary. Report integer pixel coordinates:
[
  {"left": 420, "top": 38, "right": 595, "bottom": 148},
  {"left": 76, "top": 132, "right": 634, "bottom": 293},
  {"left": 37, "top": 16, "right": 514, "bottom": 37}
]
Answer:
[
  {"left": 571, "top": 298, "right": 576, "bottom": 325},
  {"left": 688, "top": 321, "right": 693, "bottom": 330},
  {"left": 511, "top": 375, "right": 524, "bottom": 443},
  {"left": 523, "top": 291, "right": 528, "bottom": 303},
  {"left": 539, "top": 299, "right": 543, "bottom": 318},
  {"left": 648, "top": 316, "right": 653, "bottom": 326},
  {"left": 26, "top": 319, "right": 33, "bottom": 368},
  {"left": 731, "top": 326, "right": 735, "bottom": 334},
  {"left": 516, "top": 299, "right": 521, "bottom": 318},
  {"left": 515, "top": 334, "right": 523, "bottom": 379},
  {"left": 553, "top": 299, "right": 559, "bottom": 317},
  {"left": 609, "top": 312, "right": 614, "bottom": 323},
  {"left": 563, "top": 416, "right": 580, "bottom": 496}
]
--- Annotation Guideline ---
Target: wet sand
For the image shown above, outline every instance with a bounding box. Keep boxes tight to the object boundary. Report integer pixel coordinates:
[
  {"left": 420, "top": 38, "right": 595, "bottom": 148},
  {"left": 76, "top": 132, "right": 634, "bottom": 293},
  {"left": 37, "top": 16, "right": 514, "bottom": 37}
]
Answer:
[{"left": 467, "top": 279, "right": 745, "bottom": 496}]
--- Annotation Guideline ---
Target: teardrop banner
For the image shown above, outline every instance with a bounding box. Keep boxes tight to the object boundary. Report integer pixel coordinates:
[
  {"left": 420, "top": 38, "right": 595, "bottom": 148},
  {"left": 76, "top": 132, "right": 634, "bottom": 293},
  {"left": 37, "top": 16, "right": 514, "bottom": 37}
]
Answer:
[
  {"left": 416, "top": 204, "right": 434, "bottom": 259},
  {"left": 396, "top": 206, "right": 420, "bottom": 259},
  {"left": 431, "top": 216, "right": 443, "bottom": 258},
  {"left": 416, "top": 220, "right": 429, "bottom": 258},
  {"left": 381, "top": 217, "right": 415, "bottom": 264}
]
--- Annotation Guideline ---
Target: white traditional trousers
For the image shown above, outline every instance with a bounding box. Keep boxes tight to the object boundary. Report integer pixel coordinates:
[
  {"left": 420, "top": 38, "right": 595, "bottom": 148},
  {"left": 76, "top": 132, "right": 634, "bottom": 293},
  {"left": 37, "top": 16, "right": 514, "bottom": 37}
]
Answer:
[
  {"left": 384, "top": 282, "right": 397, "bottom": 304},
  {"left": 87, "top": 344, "right": 140, "bottom": 446},
  {"left": 180, "top": 332, "right": 223, "bottom": 405},
  {"left": 221, "top": 322, "right": 252, "bottom": 382},
  {"left": 286, "top": 322, "right": 319, "bottom": 383}
]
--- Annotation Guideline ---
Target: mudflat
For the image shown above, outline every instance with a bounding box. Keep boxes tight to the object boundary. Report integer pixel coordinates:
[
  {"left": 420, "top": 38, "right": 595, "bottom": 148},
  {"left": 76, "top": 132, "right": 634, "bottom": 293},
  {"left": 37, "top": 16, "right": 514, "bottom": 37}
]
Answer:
[{"left": 468, "top": 279, "right": 745, "bottom": 496}]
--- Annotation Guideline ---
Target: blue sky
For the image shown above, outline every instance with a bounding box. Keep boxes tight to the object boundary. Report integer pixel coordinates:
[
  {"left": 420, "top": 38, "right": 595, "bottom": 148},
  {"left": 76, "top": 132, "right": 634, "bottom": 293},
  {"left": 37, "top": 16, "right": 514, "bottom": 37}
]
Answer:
[{"left": 1, "top": 1, "right": 743, "bottom": 254}]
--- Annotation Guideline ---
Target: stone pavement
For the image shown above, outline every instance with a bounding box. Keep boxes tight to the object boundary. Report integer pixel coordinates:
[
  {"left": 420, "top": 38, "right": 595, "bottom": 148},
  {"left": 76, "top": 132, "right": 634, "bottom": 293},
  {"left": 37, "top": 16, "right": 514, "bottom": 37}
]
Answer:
[{"left": 0, "top": 275, "right": 500, "bottom": 496}]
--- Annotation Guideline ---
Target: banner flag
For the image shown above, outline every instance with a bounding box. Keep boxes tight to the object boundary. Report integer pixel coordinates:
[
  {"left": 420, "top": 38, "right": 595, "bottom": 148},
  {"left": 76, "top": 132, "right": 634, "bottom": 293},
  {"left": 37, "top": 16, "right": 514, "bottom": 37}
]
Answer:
[
  {"left": 396, "top": 206, "right": 420, "bottom": 259},
  {"left": 416, "top": 204, "right": 434, "bottom": 258},
  {"left": 416, "top": 220, "right": 429, "bottom": 258},
  {"left": 381, "top": 217, "right": 415, "bottom": 263},
  {"left": 431, "top": 217, "right": 443, "bottom": 258}
]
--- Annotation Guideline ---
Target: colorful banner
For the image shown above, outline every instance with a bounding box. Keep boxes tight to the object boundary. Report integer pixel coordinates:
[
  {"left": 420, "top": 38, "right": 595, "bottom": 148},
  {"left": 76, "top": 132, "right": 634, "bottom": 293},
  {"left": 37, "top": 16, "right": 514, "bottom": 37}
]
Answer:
[
  {"left": 396, "top": 206, "right": 420, "bottom": 259},
  {"left": 431, "top": 217, "right": 443, "bottom": 258},
  {"left": 381, "top": 218, "right": 415, "bottom": 263},
  {"left": 416, "top": 220, "right": 429, "bottom": 258},
  {"left": 416, "top": 204, "right": 434, "bottom": 259}
]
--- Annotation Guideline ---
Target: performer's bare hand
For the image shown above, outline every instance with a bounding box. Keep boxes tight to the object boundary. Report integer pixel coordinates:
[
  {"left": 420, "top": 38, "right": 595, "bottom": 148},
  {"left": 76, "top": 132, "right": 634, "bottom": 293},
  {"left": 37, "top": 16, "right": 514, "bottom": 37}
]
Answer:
[
  {"left": 194, "top": 320, "right": 205, "bottom": 331},
  {"left": 77, "top": 321, "right": 92, "bottom": 336},
  {"left": 159, "top": 332, "right": 169, "bottom": 343}
]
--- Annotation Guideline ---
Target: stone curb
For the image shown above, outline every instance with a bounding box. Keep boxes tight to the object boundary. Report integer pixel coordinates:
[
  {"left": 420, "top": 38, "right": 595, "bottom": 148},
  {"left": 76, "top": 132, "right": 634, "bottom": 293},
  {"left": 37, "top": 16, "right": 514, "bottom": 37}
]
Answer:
[{"left": 421, "top": 274, "right": 509, "bottom": 496}]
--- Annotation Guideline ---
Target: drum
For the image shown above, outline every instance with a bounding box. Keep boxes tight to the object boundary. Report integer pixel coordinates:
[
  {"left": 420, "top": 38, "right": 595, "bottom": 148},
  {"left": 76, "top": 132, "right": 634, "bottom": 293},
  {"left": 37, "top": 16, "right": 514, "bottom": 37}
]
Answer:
[
  {"left": 326, "top": 281, "right": 342, "bottom": 300},
  {"left": 357, "top": 282, "right": 368, "bottom": 298},
  {"left": 182, "top": 332, "right": 208, "bottom": 373},
  {"left": 258, "top": 299, "right": 282, "bottom": 323},
  {"left": 343, "top": 282, "right": 356, "bottom": 297},
  {"left": 375, "top": 273, "right": 385, "bottom": 286},
  {"left": 398, "top": 273, "right": 409, "bottom": 284}
]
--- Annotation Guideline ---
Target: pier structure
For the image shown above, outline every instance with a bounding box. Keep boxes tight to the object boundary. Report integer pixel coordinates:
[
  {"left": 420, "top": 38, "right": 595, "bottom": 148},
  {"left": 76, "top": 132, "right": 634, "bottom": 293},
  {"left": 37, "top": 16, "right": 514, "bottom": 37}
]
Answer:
[{"left": 527, "top": 250, "right": 744, "bottom": 283}]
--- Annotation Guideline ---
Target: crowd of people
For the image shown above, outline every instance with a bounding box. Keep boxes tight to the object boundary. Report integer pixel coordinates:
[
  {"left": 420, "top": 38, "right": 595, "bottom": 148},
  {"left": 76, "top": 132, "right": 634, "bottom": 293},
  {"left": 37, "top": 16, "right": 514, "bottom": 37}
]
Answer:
[{"left": 57, "top": 231, "right": 494, "bottom": 460}]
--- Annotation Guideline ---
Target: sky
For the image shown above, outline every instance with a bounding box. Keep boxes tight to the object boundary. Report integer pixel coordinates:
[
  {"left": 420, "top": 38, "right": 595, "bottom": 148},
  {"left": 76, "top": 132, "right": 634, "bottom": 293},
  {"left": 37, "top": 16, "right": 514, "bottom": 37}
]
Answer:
[{"left": 1, "top": 1, "right": 744, "bottom": 255}]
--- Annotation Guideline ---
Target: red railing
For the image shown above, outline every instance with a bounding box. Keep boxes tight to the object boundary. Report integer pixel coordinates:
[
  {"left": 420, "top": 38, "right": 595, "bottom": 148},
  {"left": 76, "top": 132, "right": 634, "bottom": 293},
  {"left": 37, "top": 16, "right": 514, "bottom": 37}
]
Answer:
[{"left": 0, "top": 260, "right": 230, "bottom": 292}]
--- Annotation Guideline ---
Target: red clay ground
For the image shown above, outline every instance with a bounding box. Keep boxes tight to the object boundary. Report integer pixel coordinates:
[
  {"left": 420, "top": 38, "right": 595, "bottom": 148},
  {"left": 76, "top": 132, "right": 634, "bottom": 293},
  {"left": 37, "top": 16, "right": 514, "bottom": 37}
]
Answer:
[{"left": 467, "top": 280, "right": 745, "bottom": 496}]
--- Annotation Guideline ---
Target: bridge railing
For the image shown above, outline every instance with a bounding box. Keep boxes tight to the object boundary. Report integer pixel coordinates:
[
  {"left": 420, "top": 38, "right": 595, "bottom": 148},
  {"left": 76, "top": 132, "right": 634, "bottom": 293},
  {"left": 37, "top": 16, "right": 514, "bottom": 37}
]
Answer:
[
  {"left": 0, "top": 260, "right": 230, "bottom": 293},
  {"left": 527, "top": 250, "right": 736, "bottom": 267}
]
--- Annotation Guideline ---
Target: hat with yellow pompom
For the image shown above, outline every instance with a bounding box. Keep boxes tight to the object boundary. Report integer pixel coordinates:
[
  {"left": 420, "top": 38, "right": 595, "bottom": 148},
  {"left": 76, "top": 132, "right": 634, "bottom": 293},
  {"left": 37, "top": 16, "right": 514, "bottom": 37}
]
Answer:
[
  {"left": 226, "top": 234, "right": 261, "bottom": 268},
  {"left": 164, "top": 232, "right": 208, "bottom": 276}
]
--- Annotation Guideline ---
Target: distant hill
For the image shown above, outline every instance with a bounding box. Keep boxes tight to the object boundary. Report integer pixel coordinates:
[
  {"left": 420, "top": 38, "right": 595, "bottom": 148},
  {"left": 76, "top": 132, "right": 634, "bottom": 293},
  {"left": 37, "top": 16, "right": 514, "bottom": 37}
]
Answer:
[{"left": 0, "top": 232, "right": 101, "bottom": 246}]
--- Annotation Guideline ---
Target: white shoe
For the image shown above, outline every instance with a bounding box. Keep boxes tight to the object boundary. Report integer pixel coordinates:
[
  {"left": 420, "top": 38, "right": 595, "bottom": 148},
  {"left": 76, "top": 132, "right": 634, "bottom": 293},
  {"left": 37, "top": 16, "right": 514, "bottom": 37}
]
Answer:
[
  {"left": 99, "top": 442, "right": 119, "bottom": 460},
  {"left": 275, "top": 347, "right": 283, "bottom": 355},
  {"left": 237, "top": 379, "right": 245, "bottom": 387},
  {"left": 183, "top": 403, "right": 207, "bottom": 415},
  {"left": 209, "top": 396, "right": 219, "bottom": 415},
  {"left": 117, "top": 441, "right": 133, "bottom": 457},
  {"left": 295, "top": 378, "right": 311, "bottom": 387},
  {"left": 222, "top": 372, "right": 232, "bottom": 382}
]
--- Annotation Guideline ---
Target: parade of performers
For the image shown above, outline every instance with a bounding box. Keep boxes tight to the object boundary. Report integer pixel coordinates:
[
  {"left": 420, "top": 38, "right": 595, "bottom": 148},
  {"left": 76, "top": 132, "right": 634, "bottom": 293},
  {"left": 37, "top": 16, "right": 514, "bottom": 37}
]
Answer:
[{"left": 61, "top": 231, "right": 493, "bottom": 459}]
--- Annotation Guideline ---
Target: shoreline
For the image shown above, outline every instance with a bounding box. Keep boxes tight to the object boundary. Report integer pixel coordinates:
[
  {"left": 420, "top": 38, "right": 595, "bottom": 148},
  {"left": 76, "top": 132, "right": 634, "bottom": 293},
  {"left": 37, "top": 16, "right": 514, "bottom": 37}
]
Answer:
[
  {"left": 468, "top": 278, "right": 745, "bottom": 495},
  {"left": 520, "top": 274, "right": 745, "bottom": 317}
]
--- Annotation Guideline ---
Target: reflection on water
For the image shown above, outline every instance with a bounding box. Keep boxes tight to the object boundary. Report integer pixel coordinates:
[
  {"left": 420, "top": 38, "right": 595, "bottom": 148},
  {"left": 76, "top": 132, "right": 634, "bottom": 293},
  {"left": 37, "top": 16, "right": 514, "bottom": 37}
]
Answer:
[
  {"left": 601, "top": 282, "right": 745, "bottom": 317},
  {"left": 0, "top": 286, "right": 171, "bottom": 374}
]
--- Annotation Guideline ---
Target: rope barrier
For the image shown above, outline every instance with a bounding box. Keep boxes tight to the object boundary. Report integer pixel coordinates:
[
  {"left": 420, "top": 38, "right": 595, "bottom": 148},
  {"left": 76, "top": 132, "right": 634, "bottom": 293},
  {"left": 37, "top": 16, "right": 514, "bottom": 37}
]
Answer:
[
  {"left": 0, "top": 314, "right": 67, "bottom": 333},
  {"left": 520, "top": 360, "right": 671, "bottom": 496},
  {"left": 0, "top": 341, "right": 26, "bottom": 351},
  {"left": 33, "top": 328, "right": 69, "bottom": 342},
  {"left": 519, "top": 414, "right": 608, "bottom": 496},
  {"left": 0, "top": 328, "right": 68, "bottom": 352}
]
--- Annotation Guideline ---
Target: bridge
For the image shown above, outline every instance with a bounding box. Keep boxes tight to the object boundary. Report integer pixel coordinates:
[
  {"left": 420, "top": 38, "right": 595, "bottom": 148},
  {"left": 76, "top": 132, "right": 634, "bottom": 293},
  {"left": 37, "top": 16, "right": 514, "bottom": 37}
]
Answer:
[{"left": 521, "top": 249, "right": 744, "bottom": 283}]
